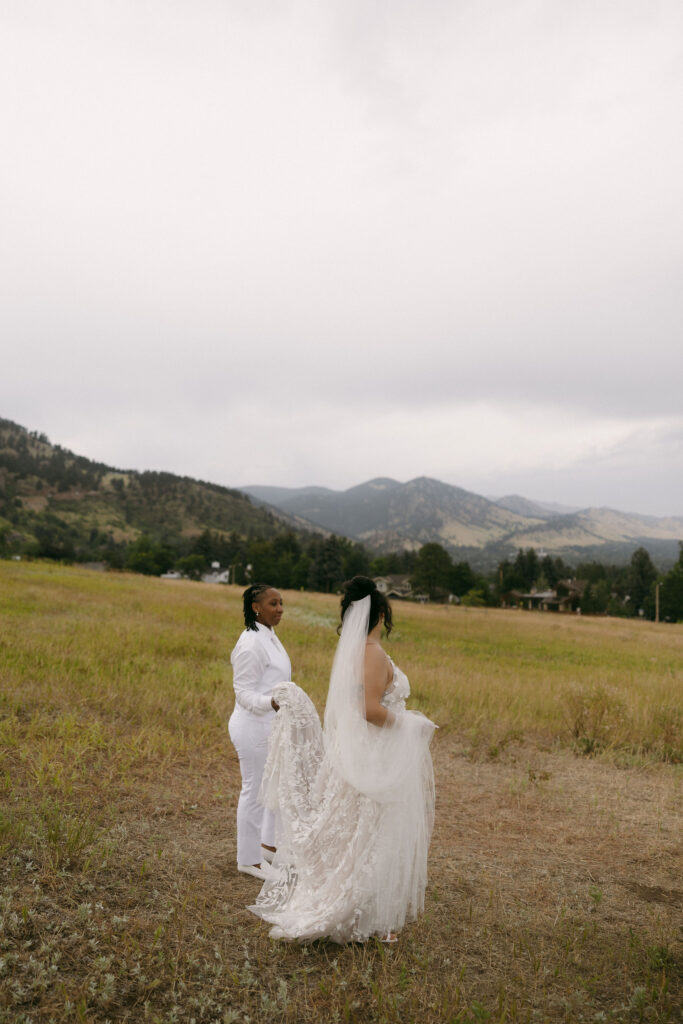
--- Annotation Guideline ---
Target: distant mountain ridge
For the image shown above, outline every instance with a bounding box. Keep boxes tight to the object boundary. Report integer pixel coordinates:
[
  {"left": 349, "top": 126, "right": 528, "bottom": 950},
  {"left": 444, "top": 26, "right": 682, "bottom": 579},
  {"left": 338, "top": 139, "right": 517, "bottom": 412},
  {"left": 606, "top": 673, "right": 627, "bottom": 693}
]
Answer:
[
  {"left": 242, "top": 479, "right": 683, "bottom": 567},
  {"left": 492, "top": 494, "right": 582, "bottom": 519},
  {"left": 2, "top": 416, "right": 680, "bottom": 570}
]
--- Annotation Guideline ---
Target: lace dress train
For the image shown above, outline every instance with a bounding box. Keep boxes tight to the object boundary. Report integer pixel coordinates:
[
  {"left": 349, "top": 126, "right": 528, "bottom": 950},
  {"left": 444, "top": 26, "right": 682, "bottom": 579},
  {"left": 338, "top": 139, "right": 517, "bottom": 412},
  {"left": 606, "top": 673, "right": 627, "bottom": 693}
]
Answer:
[{"left": 249, "top": 665, "right": 436, "bottom": 943}]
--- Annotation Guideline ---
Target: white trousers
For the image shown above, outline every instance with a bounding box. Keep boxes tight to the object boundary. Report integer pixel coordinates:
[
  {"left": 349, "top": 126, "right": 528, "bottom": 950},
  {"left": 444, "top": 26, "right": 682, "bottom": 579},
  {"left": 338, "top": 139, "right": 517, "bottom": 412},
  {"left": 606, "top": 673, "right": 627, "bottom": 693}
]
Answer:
[{"left": 228, "top": 709, "right": 276, "bottom": 865}]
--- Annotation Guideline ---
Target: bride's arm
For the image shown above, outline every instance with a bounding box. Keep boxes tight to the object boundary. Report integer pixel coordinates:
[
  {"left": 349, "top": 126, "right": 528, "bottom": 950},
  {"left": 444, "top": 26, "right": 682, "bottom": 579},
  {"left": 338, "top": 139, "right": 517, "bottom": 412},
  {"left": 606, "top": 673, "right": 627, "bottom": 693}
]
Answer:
[{"left": 363, "top": 647, "right": 395, "bottom": 727}]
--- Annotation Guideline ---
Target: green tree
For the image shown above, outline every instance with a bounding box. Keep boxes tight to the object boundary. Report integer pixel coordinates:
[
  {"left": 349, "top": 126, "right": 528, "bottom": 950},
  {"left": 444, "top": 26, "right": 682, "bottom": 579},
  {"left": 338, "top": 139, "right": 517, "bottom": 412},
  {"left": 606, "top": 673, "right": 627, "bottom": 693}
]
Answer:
[
  {"left": 411, "top": 543, "right": 453, "bottom": 600},
  {"left": 104, "top": 535, "right": 126, "bottom": 569},
  {"left": 241, "top": 533, "right": 305, "bottom": 589},
  {"left": 125, "top": 535, "right": 174, "bottom": 576},
  {"left": 341, "top": 541, "right": 371, "bottom": 581},
  {"left": 659, "top": 542, "right": 683, "bottom": 622},
  {"left": 307, "top": 536, "right": 345, "bottom": 593},
  {"left": 497, "top": 557, "right": 525, "bottom": 595},
  {"left": 450, "top": 561, "right": 477, "bottom": 597},
  {"left": 191, "top": 529, "right": 217, "bottom": 563},
  {"left": 581, "top": 580, "right": 610, "bottom": 615},
  {"left": 541, "top": 554, "right": 572, "bottom": 587},
  {"left": 291, "top": 552, "right": 312, "bottom": 590},
  {"left": 627, "top": 546, "right": 658, "bottom": 616},
  {"left": 513, "top": 548, "right": 540, "bottom": 590},
  {"left": 273, "top": 551, "right": 295, "bottom": 589},
  {"left": 32, "top": 515, "right": 77, "bottom": 561},
  {"left": 369, "top": 555, "right": 391, "bottom": 576},
  {"left": 176, "top": 554, "right": 206, "bottom": 580},
  {"left": 245, "top": 539, "right": 275, "bottom": 583},
  {"left": 369, "top": 551, "right": 406, "bottom": 576},
  {"left": 575, "top": 561, "right": 609, "bottom": 583}
]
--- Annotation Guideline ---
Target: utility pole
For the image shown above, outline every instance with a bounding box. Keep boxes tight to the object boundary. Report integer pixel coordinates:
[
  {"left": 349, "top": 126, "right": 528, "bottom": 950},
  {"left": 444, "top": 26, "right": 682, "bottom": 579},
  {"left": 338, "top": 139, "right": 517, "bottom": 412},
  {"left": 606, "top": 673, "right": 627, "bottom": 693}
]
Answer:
[{"left": 655, "top": 581, "right": 660, "bottom": 623}]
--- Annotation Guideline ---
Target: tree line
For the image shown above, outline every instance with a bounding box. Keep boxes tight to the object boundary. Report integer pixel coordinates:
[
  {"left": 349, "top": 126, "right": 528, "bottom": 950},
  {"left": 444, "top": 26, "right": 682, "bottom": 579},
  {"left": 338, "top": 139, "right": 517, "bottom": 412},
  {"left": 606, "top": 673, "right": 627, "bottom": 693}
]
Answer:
[
  {"left": 4, "top": 508, "right": 682, "bottom": 621},
  {"left": 497, "top": 544, "right": 683, "bottom": 622}
]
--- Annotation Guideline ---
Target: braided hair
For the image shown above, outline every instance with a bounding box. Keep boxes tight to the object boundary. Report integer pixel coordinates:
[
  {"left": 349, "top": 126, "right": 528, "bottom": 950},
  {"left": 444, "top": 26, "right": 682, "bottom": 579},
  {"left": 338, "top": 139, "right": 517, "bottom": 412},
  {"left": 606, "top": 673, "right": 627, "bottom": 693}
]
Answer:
[
  {"left": 338, "top": 575, "right": 393, "bottom": 636},
  {"left": 243, "top": 582, "right": 275, "bottom": 631}
]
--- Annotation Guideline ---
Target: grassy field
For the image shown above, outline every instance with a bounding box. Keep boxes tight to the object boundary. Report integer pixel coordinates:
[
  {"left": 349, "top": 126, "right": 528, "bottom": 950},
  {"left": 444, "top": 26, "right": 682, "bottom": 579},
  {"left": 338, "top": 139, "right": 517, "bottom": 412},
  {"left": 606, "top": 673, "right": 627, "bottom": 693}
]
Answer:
[{"left": 0, "top": 561, "right": 681, "bottom": 1022}]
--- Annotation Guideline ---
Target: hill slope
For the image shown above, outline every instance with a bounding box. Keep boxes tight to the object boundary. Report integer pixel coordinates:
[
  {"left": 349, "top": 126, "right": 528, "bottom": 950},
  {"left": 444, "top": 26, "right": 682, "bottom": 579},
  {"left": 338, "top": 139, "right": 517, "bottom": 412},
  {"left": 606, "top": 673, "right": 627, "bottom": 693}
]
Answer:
[
  {"left": 505, "top": 507, "right": 683, "bottom": 548},
  {"left": 0, "top": 417, "right": 308, "bottom": 562},
  {"left": 492, "top": 494, "right": 582, "bottom": 519}
]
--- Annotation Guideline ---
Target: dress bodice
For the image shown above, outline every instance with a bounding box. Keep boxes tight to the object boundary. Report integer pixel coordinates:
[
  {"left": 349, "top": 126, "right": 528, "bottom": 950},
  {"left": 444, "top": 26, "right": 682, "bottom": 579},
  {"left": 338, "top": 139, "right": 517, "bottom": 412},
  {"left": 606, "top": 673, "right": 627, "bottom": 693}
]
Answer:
[{"left": 380, "top": 659, "right": 410, "bottom": 713}]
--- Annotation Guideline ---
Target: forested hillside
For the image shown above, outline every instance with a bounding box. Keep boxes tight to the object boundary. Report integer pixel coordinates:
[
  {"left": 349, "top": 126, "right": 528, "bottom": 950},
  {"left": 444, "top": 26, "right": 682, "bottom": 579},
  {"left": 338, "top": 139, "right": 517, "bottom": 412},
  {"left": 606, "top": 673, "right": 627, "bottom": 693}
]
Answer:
[
  {"left": 0, "top": 417, "right": 382, "bottom": 587},
  {"left": 0, "top": 418, "right": 299, "bottom": 567}
]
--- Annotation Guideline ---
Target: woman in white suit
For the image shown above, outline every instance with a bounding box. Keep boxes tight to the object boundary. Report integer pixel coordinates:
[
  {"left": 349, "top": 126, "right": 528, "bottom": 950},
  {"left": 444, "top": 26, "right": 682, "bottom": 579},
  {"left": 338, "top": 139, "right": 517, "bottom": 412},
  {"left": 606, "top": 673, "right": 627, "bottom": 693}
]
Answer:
[{"left": 228, "top": 583, "right": 292, "bottom": 880}]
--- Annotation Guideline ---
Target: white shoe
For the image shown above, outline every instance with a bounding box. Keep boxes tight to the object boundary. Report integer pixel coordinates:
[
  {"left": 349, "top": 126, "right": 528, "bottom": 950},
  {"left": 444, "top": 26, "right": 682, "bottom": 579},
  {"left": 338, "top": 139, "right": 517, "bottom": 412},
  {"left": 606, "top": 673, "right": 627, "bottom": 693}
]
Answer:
[
  {"left": 261, "top": 847, "right": 275, "bottom": 864},
  {"left": 237, "top": 863, "right": 267, "bottom": 881}
]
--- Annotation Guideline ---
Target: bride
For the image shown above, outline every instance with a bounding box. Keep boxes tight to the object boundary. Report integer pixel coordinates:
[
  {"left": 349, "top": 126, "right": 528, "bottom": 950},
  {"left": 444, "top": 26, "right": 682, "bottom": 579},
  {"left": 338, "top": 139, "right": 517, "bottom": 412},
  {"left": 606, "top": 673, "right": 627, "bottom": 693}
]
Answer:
[{"left": 249, "top": 576, "right": 436, "bottom": 943}]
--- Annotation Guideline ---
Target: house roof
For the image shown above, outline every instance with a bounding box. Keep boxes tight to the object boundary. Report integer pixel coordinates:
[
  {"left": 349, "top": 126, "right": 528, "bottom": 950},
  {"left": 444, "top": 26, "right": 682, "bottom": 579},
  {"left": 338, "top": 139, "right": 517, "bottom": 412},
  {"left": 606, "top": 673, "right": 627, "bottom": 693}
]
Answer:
[
  {"left": 374, "top": 574, "right": 413, "bottom": 596},
  {"left": 556, "top": 578, "right": 587, "bottom": 595}
]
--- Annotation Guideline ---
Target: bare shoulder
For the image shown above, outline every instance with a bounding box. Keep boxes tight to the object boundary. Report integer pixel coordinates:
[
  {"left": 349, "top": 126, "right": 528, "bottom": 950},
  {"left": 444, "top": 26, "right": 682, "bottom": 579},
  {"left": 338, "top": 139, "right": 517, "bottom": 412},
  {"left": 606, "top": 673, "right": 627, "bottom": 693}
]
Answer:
[
  {"left": 364, "top": 642, "right": 386, "bottom": 665},
  {"left": 363, "top": 644, "right": 391, "bottom": 683}
]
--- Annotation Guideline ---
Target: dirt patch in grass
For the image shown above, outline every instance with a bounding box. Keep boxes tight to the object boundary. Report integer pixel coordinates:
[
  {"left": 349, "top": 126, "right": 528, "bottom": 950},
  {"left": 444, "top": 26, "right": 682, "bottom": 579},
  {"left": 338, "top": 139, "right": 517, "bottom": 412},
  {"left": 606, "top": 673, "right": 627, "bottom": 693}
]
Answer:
[{"left": 2, "top": 735, "right": 680, "bottom": 1023}]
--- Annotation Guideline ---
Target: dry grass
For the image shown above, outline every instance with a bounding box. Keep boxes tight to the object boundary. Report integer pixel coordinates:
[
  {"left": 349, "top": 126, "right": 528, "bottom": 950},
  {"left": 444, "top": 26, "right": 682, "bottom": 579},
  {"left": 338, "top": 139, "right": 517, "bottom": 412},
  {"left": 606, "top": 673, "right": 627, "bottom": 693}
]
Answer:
[{"left": 0, "top": 561, "right": 681, "bottom": 1023}]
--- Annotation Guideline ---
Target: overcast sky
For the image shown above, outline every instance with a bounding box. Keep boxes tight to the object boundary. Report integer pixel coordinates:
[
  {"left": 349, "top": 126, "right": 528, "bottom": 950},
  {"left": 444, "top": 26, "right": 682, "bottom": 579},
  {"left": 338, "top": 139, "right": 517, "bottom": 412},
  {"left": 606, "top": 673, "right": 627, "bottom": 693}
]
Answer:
[{"left": 2, "top": 1, "right": 682, "bottom": 516}]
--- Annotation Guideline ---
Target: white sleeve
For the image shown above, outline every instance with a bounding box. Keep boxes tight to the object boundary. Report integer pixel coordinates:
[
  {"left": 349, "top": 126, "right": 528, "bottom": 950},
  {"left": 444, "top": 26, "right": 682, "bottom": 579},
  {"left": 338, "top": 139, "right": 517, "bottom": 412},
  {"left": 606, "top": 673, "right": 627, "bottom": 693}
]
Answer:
[{"left": 231, "top": 640, "right": 273, "bottom": 715}]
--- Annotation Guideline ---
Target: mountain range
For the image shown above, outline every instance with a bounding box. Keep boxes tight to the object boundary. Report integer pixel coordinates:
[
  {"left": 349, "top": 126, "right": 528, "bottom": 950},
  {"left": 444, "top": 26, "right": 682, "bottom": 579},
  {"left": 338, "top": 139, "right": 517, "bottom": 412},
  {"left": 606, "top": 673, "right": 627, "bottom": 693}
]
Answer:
[
  {"left": 243, "top": 478, "right": 683, "bottom": 568},
  {"left": 2, "top": 416, "right": 681, "bottom": 570}
]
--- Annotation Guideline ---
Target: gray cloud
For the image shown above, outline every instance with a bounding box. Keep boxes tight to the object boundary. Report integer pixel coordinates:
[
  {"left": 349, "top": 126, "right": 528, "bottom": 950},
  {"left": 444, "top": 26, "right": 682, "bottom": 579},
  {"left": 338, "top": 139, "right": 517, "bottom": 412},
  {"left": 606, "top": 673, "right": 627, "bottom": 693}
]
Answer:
[{"left": 2, "top": 1, "right": 682, "bottom": 514}]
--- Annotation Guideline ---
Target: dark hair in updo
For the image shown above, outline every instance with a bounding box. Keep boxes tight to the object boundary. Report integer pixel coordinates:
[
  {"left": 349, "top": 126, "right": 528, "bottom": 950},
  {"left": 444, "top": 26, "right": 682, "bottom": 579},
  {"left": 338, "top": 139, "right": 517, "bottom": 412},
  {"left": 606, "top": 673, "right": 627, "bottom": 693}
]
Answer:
[
  {"left": 339, "top": 576, "right": 393, "bottom": 636},
  {"left": 243, "top": 583, "right": 276, "bottom": 631}
]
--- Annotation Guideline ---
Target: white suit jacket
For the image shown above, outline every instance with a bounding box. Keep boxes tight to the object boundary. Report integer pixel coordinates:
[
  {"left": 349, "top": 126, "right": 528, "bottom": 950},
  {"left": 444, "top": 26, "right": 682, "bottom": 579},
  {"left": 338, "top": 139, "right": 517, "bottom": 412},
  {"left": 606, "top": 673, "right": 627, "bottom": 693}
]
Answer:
[{"left": 230, "top": 623, "right": 292, "bottom": 717}]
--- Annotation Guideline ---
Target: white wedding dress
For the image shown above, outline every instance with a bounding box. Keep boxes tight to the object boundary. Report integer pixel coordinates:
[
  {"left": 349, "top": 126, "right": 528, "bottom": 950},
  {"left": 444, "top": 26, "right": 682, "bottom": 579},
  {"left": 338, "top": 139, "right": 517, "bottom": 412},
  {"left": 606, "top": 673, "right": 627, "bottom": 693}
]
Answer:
[{"left": 249, "top": 597, "right": 436, "bottom": 944}]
